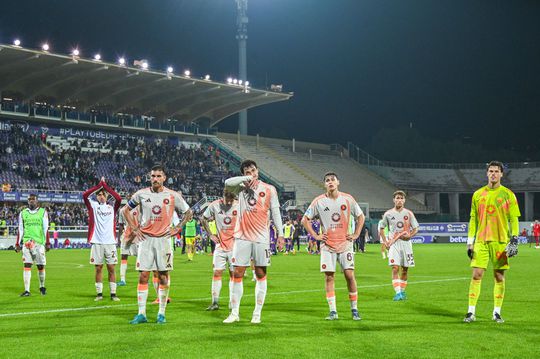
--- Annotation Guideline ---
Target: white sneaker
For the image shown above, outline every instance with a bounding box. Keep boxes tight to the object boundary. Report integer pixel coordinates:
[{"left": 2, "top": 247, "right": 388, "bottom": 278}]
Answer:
[
  {"left": 223, "top": 313, "right": 240, "bottom": 324},
  {"left": 251, "top": 313, "right": 261, "bottom": 324}
]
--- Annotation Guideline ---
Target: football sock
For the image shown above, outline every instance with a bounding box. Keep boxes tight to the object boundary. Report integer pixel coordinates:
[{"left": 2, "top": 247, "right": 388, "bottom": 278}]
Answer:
[
  {"left": 349, "top": 292, "right": 358, "bottom": 310},
  {"left": 137, "top": 283, "right": 148, "bottom": 316},
  {"left": 254, "top": 276, "right": 267, "bottom": 315},
  {"left": 158, "top": 285, "right": 169, "bottom": 315},
  {"left": 326, "top": 291, "right": 337, "bottom": 312},
  {"left": 468, "top": 279, "right": 482, "bottom": 307},
  {"left": 23, "top": 268, "right": 31, "bottom": 292},
  {"left": 95, "top": 282, "right": 103, "bottom": 295},
  {"left": 493, "top": 280, "right": 505, "bottom": 311},
  {"left": 120, "top": 260, "right": 128, "bottom": 281},
  {"left": 392, "top": 279, "right": 401, "bottom": 294},
  {"left": 212, "top": 275, "right": 222, "bottom": 304},
  {"left": 231, "top": 277, "right": 244, "bottom": 316},
  {"left": 38, "top": 268, "right": 45, "bottom": 287}
]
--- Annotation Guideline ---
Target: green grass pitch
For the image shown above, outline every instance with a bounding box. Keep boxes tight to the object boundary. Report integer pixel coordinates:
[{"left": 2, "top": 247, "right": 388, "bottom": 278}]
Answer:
[{"left": 0, "top": 244, "right": 539, "bottom": 359}]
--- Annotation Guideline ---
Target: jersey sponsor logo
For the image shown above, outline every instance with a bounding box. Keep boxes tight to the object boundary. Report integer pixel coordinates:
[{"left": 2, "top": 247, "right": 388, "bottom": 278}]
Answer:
[
  {"left": 487, "top": 205, "right": 496, "bottom": 215},
  {"left": 331, "top": 213, "right": 341, "bottom": 222},
  {"left": 259, "top": 192, "right": 266, "bottom": 197},
  {"left": 224, "top": 216, "right": 232, "bottom": 225},
  {"left": 163, "top": 198, "right": 170, "bottom": 205},
  {"left": 340, "top": 204, "right": 347, "bottom": 211},
  {"left": 152, "top": 205, "right": 162, "bottom": 215},
  {"left": 248, "top": 197, "right": 257, "bottom": 206}
]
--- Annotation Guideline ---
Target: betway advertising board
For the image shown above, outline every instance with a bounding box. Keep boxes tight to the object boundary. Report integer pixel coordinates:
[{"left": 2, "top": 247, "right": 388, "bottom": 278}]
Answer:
[{"left": 411, "top": 222, "right": 468, "bottom": 244}]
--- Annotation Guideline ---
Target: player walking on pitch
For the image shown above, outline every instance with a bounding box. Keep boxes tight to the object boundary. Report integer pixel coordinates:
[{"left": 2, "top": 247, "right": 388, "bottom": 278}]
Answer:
[
  {"left": 302, "top": 172, "right": 364, "bottom": 320},
  {"left": 464, "top": 161, "right": 520, "bottom": 324},
  {"left": 83, "top": 178, "right": 122, "bottom": 301},
  {"left": 201, "top": 188, "right": 238, "bottom": 311},
  {"left": 222, "top": 159, "right": 284, "bottom": 324},
  {"left": 16, "top": 194, "right": 50, "bottom": 296},
  {"left": 379, "top": 191, "right": 419, "bottom": 301},
  {"left": 117, "top": 195, "right": 139, "bottom": 286},
  {"left": 123, "top": 165, "right": 192, "bottom": 324}
]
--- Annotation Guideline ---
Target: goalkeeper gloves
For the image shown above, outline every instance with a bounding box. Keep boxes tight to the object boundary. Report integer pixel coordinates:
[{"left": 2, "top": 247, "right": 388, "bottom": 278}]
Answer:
[
  {"left": 467, "top": 248, "right": 473, "bottom": 260},
  {"left": 505, "top": 236, "right": 519, "bottom": 257}
]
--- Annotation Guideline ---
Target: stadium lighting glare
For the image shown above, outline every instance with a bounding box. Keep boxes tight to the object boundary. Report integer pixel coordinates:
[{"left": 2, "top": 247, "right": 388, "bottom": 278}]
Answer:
[
  {"left": 71, "top": 49, "right": 80, "bottom": 56},
  {"left": 141, "top": 62, "right": 149, "bottom": 70},
  {"left": 13, "top": 39, "right": 21, "bottom": 47},
  {"left": 233, "top": 79, "right": 238, "bottom": 84},
  {"left": 167, "top": 66, "right": 174, "bottom": 73},
  {"left": 42, "top": 43, "right": 50, "bottom": 51},
  {"left": 204, "top": 74, "right": 211, "bottom": 80},
  {"left": 94, "top": 54, "right": 101, "bottom": 61},
  {"left": 118, "top": 57, "right": 126, "bottom": 65},
  {"left": 238, "top": 80, "right": 243, "bottom": 85},
  {"left": 184, "top": 69, "right": 191, "bottom": 77},
  {"left": 227, "top": 77, "right": 233, "bottom": 84},
  {"left": 245, "top": 81, "right": 250, "bottom": 87}
]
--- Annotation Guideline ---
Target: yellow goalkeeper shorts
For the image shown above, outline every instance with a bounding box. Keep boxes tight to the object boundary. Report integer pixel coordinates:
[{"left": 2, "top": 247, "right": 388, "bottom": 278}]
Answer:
[{"left": 470, "top": 241, "right": 509, "bottom": 270}]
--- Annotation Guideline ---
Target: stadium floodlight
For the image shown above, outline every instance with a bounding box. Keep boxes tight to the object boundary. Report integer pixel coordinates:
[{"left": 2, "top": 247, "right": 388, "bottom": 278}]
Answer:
[
  {"left": 245, "top": 81, "right": 250, "bottom": 87},
  {"left": 184, "top": 69, "right": 191, "bottom": 77},
  {"left": 141, "top": 62, "right": 149, "bottom": 70},
  {"left": 13, "top": 39, "right": 21, "bottom": 47},
  {"left": 238, "top": 80, "right": 243, "bottom": 85},
  {"left": 118, "top": 57, "right": 126, "bottom": 66},
  {"left": 94, "top": 54, "right": 101, "bottom": 61},
  {"left": 227, "top": 77, "right": 233, "bottom": 84},
  {"left": 167, "top": 66, "right": 174, "bottom": 74},
  {"left": 204, "top": 74, "right": 211, "bottom": 80},
  {"left": 72, "top": 49, "right": 80, "bottom": 56},
  {"left": 42, "top": 43, "right": 50, "bottom": 51},
  {"left": 233, "top": 79, "right": 238, "bottom": 84}
]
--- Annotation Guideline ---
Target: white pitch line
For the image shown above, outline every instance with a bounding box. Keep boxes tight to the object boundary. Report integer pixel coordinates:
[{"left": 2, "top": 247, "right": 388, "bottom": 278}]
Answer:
[{"left": 0, "top": 277, "right": 468, "bottom": 318}]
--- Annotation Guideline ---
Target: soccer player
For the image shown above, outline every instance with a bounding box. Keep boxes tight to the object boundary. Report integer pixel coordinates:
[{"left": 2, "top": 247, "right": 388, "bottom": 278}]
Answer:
[
  {"left": 222, "top": 159, "right": 284, "bottom": 324},
  {"left": 117, "top": 195, "right": 139, "bottom": 286},
  {"left": 201, "top": 188, "right": 238, "bottom": 311},
  {"left": 302, "top": 172, "right": 364, "bottom": 321},
  {"left": 123, "top": 164, "right": 191, "bottom": 324},
  {"left": 464, "top": 161, "right": 520, "bottom": 324},
  {"left": 532, "top": 220, "right": 540, "bottom": 249},
  {"left": 283, "top": 219, "right": 294, "bottom": 254},
  {"left": 183, "top": 217, "right": 198, "bottom": 261},
  {"left": 379, "top": 191, "right": 419, "bottom": 301},
  {"left": 16, "top": 194, "right": 50, "bottom": 296},
  {"left": 83, "top": 178, "right": 122, "bottom": 301}
]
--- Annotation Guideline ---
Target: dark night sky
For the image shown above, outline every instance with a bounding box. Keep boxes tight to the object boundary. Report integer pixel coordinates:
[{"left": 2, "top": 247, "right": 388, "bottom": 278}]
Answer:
[{"left": 1, "top": 0, "right": 539, "bottom": 154}]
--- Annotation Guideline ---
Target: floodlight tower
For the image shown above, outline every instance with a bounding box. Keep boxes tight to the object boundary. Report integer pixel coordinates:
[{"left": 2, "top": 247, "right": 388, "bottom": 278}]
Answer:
[{"left": 236, "top": 0, "right": 248, "bottom": 135}]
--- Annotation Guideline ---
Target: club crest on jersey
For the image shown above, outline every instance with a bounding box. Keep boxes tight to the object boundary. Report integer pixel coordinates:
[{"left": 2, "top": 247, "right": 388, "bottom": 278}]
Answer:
[
  {"left": 152, "top": 205, "right": 162, "bottom": 215},
  {"left": 163, "top": 198, "right": 170, "bottom": 205},
  {"left": 331, "top": 213, "right": 341, "bottom": 222},
  {"left": 259, "top": 192, "right": 266, "bottom": 197},
  {"left": 224, "top": 216, "right": 232, "bottom": 225},
  {"left": 248, "top": 197, "right": 257, "bottom": 206},
  {"left": 340, "top": 204, "right": 347, "bottom": 210},
  {"left": 397, "top": 221, "right": 404, "bottom": 229}
]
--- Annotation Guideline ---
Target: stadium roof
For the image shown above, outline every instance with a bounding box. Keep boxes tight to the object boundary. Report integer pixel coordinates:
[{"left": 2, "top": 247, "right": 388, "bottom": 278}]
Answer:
[{"left": 0, "top": 44, "right": 292, "bottom": 126}]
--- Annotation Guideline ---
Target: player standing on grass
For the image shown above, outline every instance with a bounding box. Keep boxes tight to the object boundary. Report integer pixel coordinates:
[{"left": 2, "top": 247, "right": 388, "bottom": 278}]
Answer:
[
  {"left": 464, "top": 161, "right": 520, "bottom": 324},
  {"left": 123, "top": 165, "right": 191, "bottom": 324},
  {"left": 301, "top": 172, "right": 364, "bottom": 321},
  {"left": 117, "top": 194, "right": 139, "bottom": 286},
  {"left": 16, "top": 194, "right": 50, "bottom": 296},
  {"left": 222, "top": 159, "right": 284, "bottom": 324},
  {"left": 83, "top": 178, "right": 122, "bottom": 302},
  {"left": 201, "top": 188, "right": 238, "bottom": 311},
  {"left": 379, "top": 191, "right": 419, "bottom": 301},
  {"left": 532, "top": 220, "right": 540, "bottom": 249}
]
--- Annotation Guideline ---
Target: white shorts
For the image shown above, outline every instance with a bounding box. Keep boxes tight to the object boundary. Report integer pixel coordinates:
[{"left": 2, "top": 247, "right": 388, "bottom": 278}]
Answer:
[
  {"left": 231, "top": 239, "right": 271, "bottom": 267},
  {"left": 213, "top": 246, "right": 233, "bottom": 271},
  {"left": 120, "top": 238, "right": 139, "bottom": 256},
  {"left": 388, "top": 239, "right": 415, "bottom": 267},
  {"left": 136, "top": 236, "right": 173, "bottom": 272},
  {"left": 22, "top": 242, "right": 46, "bottom": 265},
  {"left": 320, "top": 247, "right": 354, "bottom": 272},
  {"left": 90, "top": 243, "right": 118, "bottom": 265}
]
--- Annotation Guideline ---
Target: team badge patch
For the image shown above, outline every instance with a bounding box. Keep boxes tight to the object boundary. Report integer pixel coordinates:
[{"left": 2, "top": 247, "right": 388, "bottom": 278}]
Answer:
[
  {"left": 232, "top": 210, "right": 238, "bottom": 216},
  {"left": 404, "top": 215, "right": 408, "bottom": 220},
  {"left": 259, "top": 192, "right": 266, "bottom": 197},
  {"left": 163, "top": 198, "right": 170, "bottom": 205},
  {"left": 322, "top": 264, "right": 327, "bottom": 269},
  {"left": 341, "top": 204, "right": 347, "bottom": 210}
]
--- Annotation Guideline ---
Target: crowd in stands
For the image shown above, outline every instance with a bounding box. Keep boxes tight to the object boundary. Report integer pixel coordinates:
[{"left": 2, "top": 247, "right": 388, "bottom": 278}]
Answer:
[{"left": 0, "top": 123, "right": 233, "bottom": 202}]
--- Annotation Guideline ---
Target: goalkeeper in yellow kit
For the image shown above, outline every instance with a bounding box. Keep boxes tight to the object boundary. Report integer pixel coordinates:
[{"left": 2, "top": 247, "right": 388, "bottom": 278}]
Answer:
[{"left": 464, "top": 161, "right": 520, "bottom": 324}]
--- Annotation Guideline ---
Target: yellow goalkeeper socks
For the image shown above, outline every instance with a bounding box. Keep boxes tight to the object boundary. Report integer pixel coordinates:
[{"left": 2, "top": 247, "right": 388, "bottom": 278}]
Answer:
[
  {"left": 468, "top": 279, "right": 482, "bottom": 307},
  {"left": 494, "top": 280, "right": 505, "bottom": 309}
]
